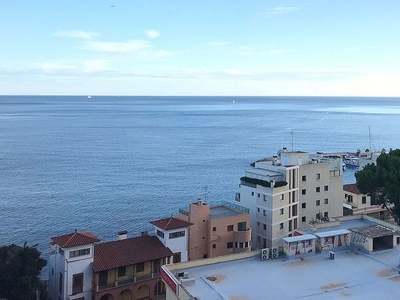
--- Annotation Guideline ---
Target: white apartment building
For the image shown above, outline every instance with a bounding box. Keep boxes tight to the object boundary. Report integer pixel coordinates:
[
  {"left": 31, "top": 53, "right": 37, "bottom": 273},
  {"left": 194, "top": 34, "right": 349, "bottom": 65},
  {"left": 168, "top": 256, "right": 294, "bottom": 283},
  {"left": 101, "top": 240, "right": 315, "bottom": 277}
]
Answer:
[
  {"left": 150, "top": 216, "right": 193, "bottom": 263},
  {"left": 48, "top": 230, "right": 100, "bottom": 300},
  {"left": 237, "top": 148, "right": 343, "bottom": 249}
]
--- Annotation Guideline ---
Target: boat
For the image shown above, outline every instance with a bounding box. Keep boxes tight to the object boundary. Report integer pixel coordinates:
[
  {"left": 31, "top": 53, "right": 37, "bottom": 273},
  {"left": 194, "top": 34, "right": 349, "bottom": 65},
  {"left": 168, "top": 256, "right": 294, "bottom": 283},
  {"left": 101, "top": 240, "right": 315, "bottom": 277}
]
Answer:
[
  {"left": 87, "top": 95, "right": 92, "bottom": 99},
  {"left": 344, "top": 156, "right": 359, "bottom": 167},
  {"left": 232, "top": 100, "right": 235, "bottom": 104}
]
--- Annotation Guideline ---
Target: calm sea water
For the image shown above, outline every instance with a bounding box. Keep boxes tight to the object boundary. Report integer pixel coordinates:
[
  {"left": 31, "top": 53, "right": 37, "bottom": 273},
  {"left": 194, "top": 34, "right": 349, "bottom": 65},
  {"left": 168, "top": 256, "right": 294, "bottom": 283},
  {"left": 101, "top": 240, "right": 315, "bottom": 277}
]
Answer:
[{"left": 1, "top": 96, "right": 400, "bottom": 258}]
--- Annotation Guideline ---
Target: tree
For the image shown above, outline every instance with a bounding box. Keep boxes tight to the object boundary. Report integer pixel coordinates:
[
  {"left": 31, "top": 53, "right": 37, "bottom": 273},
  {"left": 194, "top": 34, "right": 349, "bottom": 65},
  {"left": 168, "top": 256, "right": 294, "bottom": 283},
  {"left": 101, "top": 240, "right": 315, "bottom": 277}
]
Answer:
[
  {"left": 355, "top": 149, "right": 400, "bottom": 225},
  {"left": 0, "top": 242, "right": 47, "bottom": 300}
]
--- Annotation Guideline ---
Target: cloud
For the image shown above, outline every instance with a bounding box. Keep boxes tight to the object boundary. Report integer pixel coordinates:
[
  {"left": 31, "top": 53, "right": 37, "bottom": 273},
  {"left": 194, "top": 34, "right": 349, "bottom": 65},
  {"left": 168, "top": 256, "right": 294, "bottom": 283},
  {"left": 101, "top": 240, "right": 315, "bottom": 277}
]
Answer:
[
  {"left": 258, "top": 6, "right": 298, "bottom": 15},
  {"left": 145, "top": 30, "right": 160, "bottom": 39},
  {"left": 31, "top": 61, "right": 77, "bottom": 72},
  {"left": 201, "top": 41, "right": 230, "bottom": 47},
  {"left": 79, "top": 40, "right": 152, "bottom": 53},
  {"left": 53, "top": 30, "right": 100, "bottom": 39}
]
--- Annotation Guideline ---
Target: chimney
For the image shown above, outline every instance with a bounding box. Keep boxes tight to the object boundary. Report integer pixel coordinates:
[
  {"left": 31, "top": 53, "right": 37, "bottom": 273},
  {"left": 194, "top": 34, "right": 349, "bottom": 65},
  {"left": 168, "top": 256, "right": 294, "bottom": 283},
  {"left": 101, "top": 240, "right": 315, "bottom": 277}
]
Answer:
[
  {"left": 141, "top": 231, "right": 148, "bottom": 237},
  {"left": 118, "top": 230, "right": 128, "bottom": 240},
  {"left": 197, "top": 197, "right": 203, "bottom": 206}
]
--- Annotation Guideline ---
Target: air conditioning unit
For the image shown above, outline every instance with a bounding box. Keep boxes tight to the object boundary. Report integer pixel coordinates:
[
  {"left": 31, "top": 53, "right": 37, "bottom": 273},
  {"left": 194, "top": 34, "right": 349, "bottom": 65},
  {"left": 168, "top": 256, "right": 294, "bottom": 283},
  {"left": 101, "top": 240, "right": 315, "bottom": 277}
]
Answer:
[
  {"left": 261, "top": 248, "right": 270, "bottom": 261},
  {"left": 270, "top": 247, "right": 279, "bottom": 259}
]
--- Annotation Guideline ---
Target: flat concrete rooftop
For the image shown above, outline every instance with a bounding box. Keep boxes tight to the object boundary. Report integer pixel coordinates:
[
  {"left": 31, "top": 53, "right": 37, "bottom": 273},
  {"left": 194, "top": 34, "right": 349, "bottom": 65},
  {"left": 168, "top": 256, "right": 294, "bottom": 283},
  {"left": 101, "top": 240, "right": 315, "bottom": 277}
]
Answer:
[
  {"left": 209, "top": 206, "right": 241, "bottom": 218},
  {"left": 173, "top": 246, "right": 400, "bottom": 300}
]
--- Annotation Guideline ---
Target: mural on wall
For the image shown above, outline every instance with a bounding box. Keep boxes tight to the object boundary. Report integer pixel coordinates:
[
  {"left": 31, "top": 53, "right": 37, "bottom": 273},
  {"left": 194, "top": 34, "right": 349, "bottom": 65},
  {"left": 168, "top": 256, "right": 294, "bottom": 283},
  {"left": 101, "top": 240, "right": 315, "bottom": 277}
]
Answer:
[
  {"left": 320, "top": 234, "right": 350, "bottom": 251},
  {"left": 287, "top": 239, "right": 314, "bottom": 255},
  {"left": 351, "top": 233, "right": 367, "bottom": 245}
]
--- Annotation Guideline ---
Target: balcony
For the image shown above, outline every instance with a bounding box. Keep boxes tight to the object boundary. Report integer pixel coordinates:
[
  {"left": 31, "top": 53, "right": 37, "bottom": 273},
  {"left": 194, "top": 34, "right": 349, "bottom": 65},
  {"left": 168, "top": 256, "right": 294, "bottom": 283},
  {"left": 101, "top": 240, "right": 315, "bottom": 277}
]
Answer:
[{"left": 96, "top": 272, "right": 160, "bottom": 292}]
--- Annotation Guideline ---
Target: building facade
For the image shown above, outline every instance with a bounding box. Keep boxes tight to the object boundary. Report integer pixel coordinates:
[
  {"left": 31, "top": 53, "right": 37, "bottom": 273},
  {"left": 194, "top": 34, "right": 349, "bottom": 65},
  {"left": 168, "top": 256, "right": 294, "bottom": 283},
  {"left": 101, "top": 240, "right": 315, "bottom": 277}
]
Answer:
[
  {"left": 237, "top": 149, "right": 343, "bottom": 249},
  {"left": 92, "top": 233, "right": 173, "bottom": 300},
  {"left": 177, "top": 198, "right": 251, "bottom": 260},
  {"left": 150, "top": 217, "right": 193, "bottom": 263},
  {"left": 49, "top": 230, "right": 173, "bottom": 300},
  {"left": 48, "top": 230, "right": 100, "bottom": 300},
  {"left": 343, "top": 183, "right": 387, "bottom": 218}
]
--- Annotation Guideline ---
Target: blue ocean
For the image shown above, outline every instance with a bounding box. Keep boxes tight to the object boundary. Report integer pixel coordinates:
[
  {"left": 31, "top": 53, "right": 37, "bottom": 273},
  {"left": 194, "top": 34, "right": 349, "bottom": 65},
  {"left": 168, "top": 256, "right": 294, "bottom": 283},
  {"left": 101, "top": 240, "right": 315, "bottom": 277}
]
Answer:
[{"left": 1, "top": 96, "right": 399, "bottom": 257}]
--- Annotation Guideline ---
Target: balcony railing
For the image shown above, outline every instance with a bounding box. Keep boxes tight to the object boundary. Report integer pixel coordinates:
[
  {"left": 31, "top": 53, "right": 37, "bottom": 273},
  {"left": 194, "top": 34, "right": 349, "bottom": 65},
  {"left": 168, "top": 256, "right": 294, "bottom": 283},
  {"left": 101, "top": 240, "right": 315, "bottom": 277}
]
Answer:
[{"left": 96, "top": 272, "right": 161, "bottom": 292}]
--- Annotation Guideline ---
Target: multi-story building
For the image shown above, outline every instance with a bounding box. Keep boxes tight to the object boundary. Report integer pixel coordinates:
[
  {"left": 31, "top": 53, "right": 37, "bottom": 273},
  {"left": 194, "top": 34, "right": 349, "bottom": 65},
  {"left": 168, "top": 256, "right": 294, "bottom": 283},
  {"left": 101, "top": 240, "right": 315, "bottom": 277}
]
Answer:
[
  {"left": 92, "top": 231, "right": 173, "bottom": 300},
  {"left": 343, "top": 183, "right": 387, "bottom": 218},
  {"left": 176, "top": 198, "right": 251, "bottom": 260},
  {"left": 48, "top": 230, "right": 100, "bottom": 300},
  {"left": 237, "top": 148, "right": 343, "bottom": 249},
  {"left": 49, "top": 229, "right": 174, "bottom": 300},
  {"left": 150, "top": 216, "right": 193, "bottom": 263}
]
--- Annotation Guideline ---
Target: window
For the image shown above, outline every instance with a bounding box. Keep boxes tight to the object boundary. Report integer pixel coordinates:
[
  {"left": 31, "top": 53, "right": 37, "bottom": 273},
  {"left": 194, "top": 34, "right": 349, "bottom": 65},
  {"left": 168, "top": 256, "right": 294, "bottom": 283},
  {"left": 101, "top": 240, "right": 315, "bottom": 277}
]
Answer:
[
  {"left": 362, "top": 196, "right": 367, "bottom": 204},
  {"left": 302, "top": 175, "right": 306, "bottom": 181},
  {"left": 258, "top": 193, "right": 260, "bottom": 198},
  {"left": 280, "top": 208, "right": 284, "bottom": 215},
  {"left": 59, "top": 273, "right": 63, "bottom": 293},
  {"left": 173, "top": 252, "right": 181, "bottom": 263},
  {"left": 316, "top": 173, "right": 321, "bottom": 180},
  {"left": 302, "top": 189, "right": 306, "bottom": 195},
  {"left": 237, "top": 222, "right": 246, "bottom": 231},
  {"left": 302, "top": 216, "right": 306, "bottom": 222},
  {"left": 136, "top": 262, "right": 145, "bottom": 272},
  {"left": 251, "top": 192, "right": 254, "bottom": 196},
  {"left": 227, "top": 242, "right": 233, "bottom": 249},
  {"left": 99, "top": 271, "right": 107, "bottom": 286},
  {"left": 69, "top": 248, "right": 90, "bottom": 258},
  {"left": 324, "top": 212, "right": 329, "bottom": 218},
  {"left": 156, "top": 230, "right": 164, "bottom": 238},
  {"left": 316, "top": 200, "right": 320, "bottom": 206},
  {"left": 169, "top": 231, "right": 185, "bottom": 239},
  {"left": 301, "top": 203, "right": 306, "bottom": 209},
  {"left": 72, "top": 273, "right": 83, "bottom": 295},
  {"left": 212, "top": 227, "right": 216, "bottom": 232},
  {"left": 257, "top": 237, "right": 261, "bottom": 242},
  {"left": 58, "top": 247, "right": 64, "bottom": 256},
  {"left": 263, "top": 195, "right": 268, "bottom": 201},
  {"left": 324, "top": 198, "right": 328, "bottom": 204},
  {"left": 324, "top": 185, "right": 328, "bottom": 191},
  {"left": 212, "top": 244, "right": 216, "bottom": 249},
  {"left": 118, "top": 266, "right": 126, "bottom": 277},
  {"left": 316, "top": 187, "right": 320, "bottom": 193},
  {"left": 227, "top": 225, "right": 234, "bottom": 232},
  {"left": 263, "top": 224, "right": 267, "bottom": 230},
  {"left": 257, "top": 221, "right": 260, "bottom": 226},
  {"left": 263, "top": 209, "right": 267, "bottom": 216},
  {"left": 280, "top": 194, "right": 284, "bottom": 200},
  {"left": 279, "top": 223, "right": 284, "bottom": 229},
  {"left": 257, "top": 208, "right": 260, "bottom": 212}
]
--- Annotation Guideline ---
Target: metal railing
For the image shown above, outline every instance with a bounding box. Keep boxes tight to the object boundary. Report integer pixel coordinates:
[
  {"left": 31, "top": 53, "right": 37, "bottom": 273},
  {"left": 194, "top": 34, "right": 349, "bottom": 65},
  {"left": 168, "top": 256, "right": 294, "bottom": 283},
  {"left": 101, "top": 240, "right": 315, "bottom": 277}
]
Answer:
[{"left": 97, "top": 272, "right": 160, "bottom": 291}]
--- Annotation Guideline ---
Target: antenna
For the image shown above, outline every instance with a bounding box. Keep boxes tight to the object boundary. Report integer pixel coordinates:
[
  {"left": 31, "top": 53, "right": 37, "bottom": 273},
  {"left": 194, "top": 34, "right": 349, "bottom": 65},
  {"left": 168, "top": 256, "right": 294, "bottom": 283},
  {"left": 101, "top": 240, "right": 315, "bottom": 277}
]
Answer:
[
  {"left": 290, "top": 131, "right": 294, "bottom": 150},
  {"left": 203, "top": 186, "right": 210, "bottom": 201}
]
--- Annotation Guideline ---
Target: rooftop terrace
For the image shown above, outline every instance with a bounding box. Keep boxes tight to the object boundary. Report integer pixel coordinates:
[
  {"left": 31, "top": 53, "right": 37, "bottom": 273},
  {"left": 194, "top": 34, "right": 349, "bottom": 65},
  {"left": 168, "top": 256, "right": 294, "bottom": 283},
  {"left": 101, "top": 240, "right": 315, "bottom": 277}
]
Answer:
[{"left": 170, "top": 245, "right": 400, "bottom": 300}]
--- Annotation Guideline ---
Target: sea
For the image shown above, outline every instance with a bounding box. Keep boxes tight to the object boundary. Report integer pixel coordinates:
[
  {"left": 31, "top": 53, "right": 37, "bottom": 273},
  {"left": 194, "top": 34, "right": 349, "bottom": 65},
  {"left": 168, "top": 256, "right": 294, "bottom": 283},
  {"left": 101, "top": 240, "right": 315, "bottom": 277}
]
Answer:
[{"left": 1, "top": 96, "right": 400, "bottom": 262}]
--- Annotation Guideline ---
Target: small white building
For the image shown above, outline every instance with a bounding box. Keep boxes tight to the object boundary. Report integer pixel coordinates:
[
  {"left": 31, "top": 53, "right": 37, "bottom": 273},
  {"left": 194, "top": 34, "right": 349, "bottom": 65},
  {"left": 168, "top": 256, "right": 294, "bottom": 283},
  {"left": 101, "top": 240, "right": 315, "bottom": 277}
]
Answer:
[
  {"left": 150, "top": 216, "right": 193, "bottom": 263},
  {"left": 48, "top": 230, "right": 100, "bottom": 300}
]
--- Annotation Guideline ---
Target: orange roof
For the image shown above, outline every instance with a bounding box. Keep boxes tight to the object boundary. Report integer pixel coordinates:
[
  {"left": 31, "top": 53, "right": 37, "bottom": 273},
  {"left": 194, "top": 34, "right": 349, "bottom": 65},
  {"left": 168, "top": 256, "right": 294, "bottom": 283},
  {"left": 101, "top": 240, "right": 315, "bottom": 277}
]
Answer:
[
  {"left": 51, "top": 231, "right": 100, "bottom": 248},
  {"left": 93, "top": 235, "right": 173, "bottom": 272},
  {"left": 343, "top": 183, "right": 362, "bottom": 194},
  {"left": 150, "top": 216, "right": 193, "bottom": 230}
]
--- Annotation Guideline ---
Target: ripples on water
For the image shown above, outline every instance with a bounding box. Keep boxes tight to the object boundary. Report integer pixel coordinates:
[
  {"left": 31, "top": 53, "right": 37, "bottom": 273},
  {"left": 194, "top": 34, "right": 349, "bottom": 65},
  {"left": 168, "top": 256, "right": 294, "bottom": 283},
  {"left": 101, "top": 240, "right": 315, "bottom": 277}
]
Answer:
[{"left": 1, "top": 96, "right": 399, "bottom": 260}]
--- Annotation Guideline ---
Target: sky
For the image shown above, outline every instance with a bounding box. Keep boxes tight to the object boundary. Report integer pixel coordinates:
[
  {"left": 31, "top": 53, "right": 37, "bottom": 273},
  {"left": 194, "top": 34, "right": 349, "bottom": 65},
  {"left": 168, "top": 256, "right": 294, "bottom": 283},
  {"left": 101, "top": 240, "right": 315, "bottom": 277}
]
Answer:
[{"left": 1, "top": 0, "right": 400, "bottom": 96}]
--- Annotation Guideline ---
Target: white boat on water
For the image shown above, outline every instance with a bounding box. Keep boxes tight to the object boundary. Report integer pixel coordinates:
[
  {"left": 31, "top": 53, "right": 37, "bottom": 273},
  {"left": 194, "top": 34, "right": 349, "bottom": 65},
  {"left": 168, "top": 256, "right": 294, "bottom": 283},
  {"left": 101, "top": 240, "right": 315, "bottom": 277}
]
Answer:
[
  {"left": 87, "top": 95, "right": 92, "bottom": 99},
  {"left": 344, "top": 156, "right": 359, "bottom": 167}
]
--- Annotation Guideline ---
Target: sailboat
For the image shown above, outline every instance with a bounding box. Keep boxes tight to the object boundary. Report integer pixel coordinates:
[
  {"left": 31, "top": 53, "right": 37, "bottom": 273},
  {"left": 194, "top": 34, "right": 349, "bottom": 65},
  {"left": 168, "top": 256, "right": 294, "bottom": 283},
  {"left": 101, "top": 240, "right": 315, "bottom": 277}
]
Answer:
[{"left": 87, "top": 95, "right": 92, "bottom": 99}]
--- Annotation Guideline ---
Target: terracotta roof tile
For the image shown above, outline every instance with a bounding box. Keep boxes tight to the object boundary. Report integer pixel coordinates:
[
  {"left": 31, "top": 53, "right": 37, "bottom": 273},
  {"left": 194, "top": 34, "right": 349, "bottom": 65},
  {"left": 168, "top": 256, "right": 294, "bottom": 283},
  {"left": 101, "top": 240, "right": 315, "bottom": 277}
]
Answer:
[
  {"left": 51, "top": 231, "right": 100, "bottom": 248},
  {"left": 343, "top": 183, "right": 362, "bottom": 194},
  {"left": 93, "top": 235, "right": 173, "bottom": 272},
  {"left": 150, "top": 216, "right": 193, "bottom": 230}
]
